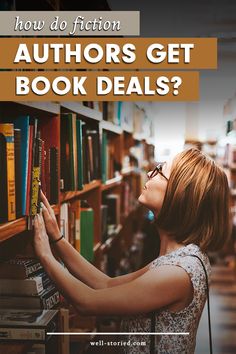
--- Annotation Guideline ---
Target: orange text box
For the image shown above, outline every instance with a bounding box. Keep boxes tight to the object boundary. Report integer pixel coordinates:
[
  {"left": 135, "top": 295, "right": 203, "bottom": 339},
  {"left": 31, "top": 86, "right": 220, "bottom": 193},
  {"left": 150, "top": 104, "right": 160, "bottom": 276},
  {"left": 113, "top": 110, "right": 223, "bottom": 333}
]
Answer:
[
  {"left": 0, "top": 71, "right": 199, "bottom": 101},
  {"left": 0, "top": 38, "right": 216, "bottom": 69}
]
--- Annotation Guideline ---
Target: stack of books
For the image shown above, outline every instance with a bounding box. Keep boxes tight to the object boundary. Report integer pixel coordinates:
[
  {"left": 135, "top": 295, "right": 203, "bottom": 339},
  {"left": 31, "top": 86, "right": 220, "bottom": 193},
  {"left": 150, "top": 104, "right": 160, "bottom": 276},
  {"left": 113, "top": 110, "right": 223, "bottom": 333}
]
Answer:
[
  {"left": 0, "top": 308, "right": 59, "bottom": 354},
  {"left": 0, "top": 257, "right": 60, "bottom": 310}
]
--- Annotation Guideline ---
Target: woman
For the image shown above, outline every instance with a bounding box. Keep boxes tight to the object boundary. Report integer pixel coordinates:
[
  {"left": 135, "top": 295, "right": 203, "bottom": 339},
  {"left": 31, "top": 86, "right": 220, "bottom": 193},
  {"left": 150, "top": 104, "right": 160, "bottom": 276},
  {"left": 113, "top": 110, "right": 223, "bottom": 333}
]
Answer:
[{"left": 34, "top": 148, "right": 231, "bottom": 353}]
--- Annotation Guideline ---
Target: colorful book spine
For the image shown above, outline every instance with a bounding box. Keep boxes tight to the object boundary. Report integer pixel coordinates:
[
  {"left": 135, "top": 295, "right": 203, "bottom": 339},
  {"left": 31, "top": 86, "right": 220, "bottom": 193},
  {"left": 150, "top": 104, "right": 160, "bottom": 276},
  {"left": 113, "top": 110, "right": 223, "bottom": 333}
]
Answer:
[
  {"left": 76, "top": 119, "right": 84, "bottom": 190},
  {"left": 0, "top": 123, "right": 16, "bottom": 221},
  {"left": 14, "top": 116, "right": 30, "bottom": 215},
  {"left": 80, "top": 203, "right": 94, "bottom": 262}
]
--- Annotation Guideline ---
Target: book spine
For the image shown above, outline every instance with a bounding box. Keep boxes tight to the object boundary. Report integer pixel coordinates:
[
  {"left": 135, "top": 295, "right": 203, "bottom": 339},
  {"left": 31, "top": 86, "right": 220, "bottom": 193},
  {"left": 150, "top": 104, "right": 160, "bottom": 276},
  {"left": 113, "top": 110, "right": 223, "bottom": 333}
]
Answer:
[
  {"left": 42, "top": 290, "right": 60, "bottom": 309},
  {"left": 14, "top": 129, "right": 22, "bottom": 218},
  {"left": 0, "top": 124, "right": 16, "bottom": 221},
  {"left": 0, "top": 133, "right": 8, "bottom": 222},
  {"left": 76, "top": 119, "right": 84, "bottom": 190},
  {"left": 0, "top": 327, "right": 45, "bottom": 341},
  {"left": 26, "top": 262, "right": 43, "bottom": 277},
  {"left": 25, "top": 125, "right": 33, "bottom": 215},
  {"left": 49, "top": 147, "right": 59, "bottom": 204},
  {"left": 30, "top": 131, "right": 42, "bottom": 216},
  {"left": 0, "top": 277, "right": 44, "bottom": 296}
]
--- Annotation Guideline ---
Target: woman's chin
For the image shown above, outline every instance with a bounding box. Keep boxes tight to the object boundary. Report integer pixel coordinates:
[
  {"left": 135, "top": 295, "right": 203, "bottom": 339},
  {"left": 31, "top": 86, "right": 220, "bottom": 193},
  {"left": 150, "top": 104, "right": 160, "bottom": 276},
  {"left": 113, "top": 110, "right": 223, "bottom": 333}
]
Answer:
[{"left": 138, "top": 193, "right": 147, "bottom": 206}]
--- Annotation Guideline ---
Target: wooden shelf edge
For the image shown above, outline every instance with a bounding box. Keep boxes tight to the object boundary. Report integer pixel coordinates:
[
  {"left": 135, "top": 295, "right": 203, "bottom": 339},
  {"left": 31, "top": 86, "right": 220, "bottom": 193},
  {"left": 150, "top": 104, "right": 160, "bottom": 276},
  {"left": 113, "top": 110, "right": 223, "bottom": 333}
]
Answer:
[
  {"left": 61, "top": 102, "right": 102, "bottom": 122},
  {"left": 0, "top": 217, "right": 27, "bottom": 242},
  {"left": 16, "top": 101, "right": 60, "bottom": 114},
  {"left": 133, "top": 132, "right": 147, "bottom": 141},
  {"left": 61, "top": 180, "right": 101, "bottom": 203},
  {"left": 121, "top": 166, "right": 135, "bottom": 176},
  {"left": 102, "top": 176, "right": 123, "bottom": 191},
  {"left": 122, "top": 124, "right": 133, "bottom": 134},
  {"left": 0, "top": 204, "right": 60, "bottom": 242},
  {"left": 93, "top": 242, "right": 101, "bottom": 254}
]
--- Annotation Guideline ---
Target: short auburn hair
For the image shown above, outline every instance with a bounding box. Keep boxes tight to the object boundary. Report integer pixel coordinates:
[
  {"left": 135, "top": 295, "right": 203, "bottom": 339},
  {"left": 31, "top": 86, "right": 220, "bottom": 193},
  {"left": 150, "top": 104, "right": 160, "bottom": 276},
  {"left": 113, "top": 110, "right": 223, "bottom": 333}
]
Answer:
[{"left": 156, "top": 148, "right": 231, "bottom": 252}]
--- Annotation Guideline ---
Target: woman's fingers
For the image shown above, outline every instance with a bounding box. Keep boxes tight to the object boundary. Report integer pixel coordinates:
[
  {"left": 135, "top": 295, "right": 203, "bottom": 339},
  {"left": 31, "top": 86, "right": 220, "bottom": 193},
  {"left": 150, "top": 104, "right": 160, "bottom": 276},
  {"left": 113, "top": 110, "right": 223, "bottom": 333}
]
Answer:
[{"left": 40, "top": 190, "right": 55, "bottom": 218}]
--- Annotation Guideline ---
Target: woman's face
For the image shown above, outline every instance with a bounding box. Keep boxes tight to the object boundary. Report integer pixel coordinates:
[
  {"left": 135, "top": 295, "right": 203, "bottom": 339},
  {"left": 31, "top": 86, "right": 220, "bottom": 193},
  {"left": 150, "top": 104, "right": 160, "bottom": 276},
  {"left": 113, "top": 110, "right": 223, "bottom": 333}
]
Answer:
[{"left": 138, "top": 158, "right": 172, "bottom": 215}]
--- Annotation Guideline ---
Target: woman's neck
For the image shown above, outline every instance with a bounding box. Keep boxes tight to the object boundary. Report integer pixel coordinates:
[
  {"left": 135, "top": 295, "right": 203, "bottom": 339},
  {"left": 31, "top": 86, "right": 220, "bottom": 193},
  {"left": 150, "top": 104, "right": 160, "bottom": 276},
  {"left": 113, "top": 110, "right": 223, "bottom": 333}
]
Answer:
[{"left": 158, "top": 229, "right": 184, "bottom": 256}]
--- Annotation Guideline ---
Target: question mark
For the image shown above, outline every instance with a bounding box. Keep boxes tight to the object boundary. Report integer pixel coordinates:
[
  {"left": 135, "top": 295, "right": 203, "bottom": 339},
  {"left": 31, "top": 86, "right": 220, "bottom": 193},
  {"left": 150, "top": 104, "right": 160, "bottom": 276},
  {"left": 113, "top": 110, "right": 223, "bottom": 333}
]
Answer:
[{"left": 171, "top": 76, "right": 182, "bottom": 96}]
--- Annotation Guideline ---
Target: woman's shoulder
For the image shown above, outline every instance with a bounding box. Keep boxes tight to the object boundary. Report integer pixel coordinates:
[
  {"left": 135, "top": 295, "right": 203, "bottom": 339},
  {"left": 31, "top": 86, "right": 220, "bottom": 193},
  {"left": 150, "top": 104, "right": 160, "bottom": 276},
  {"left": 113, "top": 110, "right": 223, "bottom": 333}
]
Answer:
[{"left": 149, "top": 243, "right": 211, "bottom": 279}]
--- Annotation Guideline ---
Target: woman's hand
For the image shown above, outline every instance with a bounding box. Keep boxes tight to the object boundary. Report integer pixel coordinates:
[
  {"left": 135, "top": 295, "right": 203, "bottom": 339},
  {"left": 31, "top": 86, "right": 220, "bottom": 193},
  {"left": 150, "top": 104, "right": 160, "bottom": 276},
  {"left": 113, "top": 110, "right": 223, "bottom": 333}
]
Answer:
[
  {"left": 40, "top": 191, "right": 61, "bottom": 242},
  {"left": 34, "top": 213, "right": 53, "bottom": 261}
]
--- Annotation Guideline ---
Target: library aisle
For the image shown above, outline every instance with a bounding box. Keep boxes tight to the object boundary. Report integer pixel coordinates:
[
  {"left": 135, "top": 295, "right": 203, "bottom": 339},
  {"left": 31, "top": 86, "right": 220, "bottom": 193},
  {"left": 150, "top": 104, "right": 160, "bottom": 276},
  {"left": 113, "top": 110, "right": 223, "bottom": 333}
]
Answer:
[{"left": 196, "top": 262, "right": 236, "bottom": 354}]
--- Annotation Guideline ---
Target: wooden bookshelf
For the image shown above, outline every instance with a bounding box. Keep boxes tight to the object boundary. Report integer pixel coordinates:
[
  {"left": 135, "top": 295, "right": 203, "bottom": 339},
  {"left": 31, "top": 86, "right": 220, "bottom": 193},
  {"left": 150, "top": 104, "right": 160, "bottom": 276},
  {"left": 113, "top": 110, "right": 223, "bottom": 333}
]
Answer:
[{"left": 0, "top": 99, "right": 155, "bottom": 352}]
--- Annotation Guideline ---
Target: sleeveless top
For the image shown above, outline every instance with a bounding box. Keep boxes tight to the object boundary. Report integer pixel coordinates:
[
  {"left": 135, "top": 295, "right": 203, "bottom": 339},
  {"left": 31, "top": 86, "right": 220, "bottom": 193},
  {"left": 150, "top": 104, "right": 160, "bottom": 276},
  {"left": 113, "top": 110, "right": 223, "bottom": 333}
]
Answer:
[{"left": 120, "top": 243, "right": 211, "bottom": 354}]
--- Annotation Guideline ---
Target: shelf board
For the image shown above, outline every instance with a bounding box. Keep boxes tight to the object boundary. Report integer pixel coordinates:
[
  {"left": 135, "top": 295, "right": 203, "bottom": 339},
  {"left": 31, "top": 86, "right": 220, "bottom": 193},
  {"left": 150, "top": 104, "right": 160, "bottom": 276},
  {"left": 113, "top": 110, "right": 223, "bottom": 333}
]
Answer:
[
  {"left": 133, "top": 132, "right": 147, "bottom": 141},
  {"left": 61, "top": 180, "right": 101, "bottom": 203},
  {"left": 100, "top": 121, "right": 123, "bottom": 135},
  {"left": 93, "top": 242, "right": 101, "bottom": 254},
  {"left": 61, "top": 102, "right": 102, "bottom": 122},
  {"left": 0, "top": 204, "right": 59, "bottom": 243},
  {"left": 122, "top": 123, "right": 133, "bottom": 134},
  {"left": 121, "top": 166, "right": 135, "bottom": 176},
  {"left": 102, "top": 175, "right": 123, "bottom": 191},
  {"left": 0, "top": 217, "right": 27, "bottom": 243},
  {"left": 16, "top": 101, "right": 60, "bottom": 114}
]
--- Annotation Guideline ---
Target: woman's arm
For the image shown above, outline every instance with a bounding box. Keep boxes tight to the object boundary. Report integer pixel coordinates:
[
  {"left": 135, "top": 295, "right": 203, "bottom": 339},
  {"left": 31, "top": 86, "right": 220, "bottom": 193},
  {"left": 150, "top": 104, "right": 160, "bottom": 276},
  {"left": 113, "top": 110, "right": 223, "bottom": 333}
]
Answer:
[
  {"left": 34, "top": 214, "right": 192, "bottom": 317},
  {"left": 40, "top": 192, "right": 150, "bottom": 289}
]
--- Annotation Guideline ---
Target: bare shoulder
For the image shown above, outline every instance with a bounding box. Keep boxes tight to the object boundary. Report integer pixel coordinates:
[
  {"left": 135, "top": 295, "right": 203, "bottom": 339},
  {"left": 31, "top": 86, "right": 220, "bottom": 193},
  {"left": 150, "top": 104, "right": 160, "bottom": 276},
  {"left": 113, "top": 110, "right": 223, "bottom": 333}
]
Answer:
[{"left": 142, "top": 264, "right": 193, "bottom": 300}]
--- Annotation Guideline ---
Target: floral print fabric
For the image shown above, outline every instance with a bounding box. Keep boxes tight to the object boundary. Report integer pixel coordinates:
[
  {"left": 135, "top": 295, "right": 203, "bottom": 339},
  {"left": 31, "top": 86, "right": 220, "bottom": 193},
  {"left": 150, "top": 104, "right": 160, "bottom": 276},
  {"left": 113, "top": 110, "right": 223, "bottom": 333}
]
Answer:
[{"left": 120, "top": 244, "right": 211, "bottom": 353}]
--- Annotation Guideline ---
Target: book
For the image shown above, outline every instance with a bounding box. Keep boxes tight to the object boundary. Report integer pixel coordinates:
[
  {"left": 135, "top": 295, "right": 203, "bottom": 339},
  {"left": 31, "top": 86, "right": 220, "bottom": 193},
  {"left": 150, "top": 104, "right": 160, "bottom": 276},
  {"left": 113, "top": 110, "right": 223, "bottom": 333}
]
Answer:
[
  {"left": 86, "top": 128, "right": 101, "bottom": 180},
  {"left": 14, "top": 129, "right": 23, "bottom": 218},
  {"left": 0, "top": 285, "right": 60, "bottom": 310},
  {"left": 104, "top": 194, "right": 121, "bottom": 226},
  {"left": 30, "top": 127, "right": 42, "bottom": 217},
  {"left": 101, "top": 204, "right": 108, "bottom": 242},
  {"left": 76, "top": 119, "right": 84, "bottom": 190},
  {"left": 0, "top": 132, "right": 8, "bottom": 222},
  {"left": 0, "top": 273, "right": 52, "bottom": 296},
  {"left": 71, "top": 199, "right": 81, "bottom": 252},
  {"left": 25, "top": 125, "right": 34, "bottom": 216},
  {"left": 0, "top": 258, "right": 43, "bottom": 279},
  {"left": 39, "top": 115, "right": 60, "bottom": 204},
  {"left": 60, "top": 203, "right": 69, "bottom": 241},
  {"left": 101, "top": 131, "right": 108, "bottom": 183},
  {"left": 60, "top": 113, "right": 76, "bottom": 191},
  {"left": 80, "top": 201, "right": 94, "bottom": 262},
  {"left": 14, "top": 116, "right": 30, "bottom": 216},
  {"left": 0, "top": 309, "right": 58, "bottom": 341},
  {"left": 0, "top": 123, "right": 16, "bottom": 221},
  {"left": 49, "top": 147, "right": 58, "bottom": 205}
]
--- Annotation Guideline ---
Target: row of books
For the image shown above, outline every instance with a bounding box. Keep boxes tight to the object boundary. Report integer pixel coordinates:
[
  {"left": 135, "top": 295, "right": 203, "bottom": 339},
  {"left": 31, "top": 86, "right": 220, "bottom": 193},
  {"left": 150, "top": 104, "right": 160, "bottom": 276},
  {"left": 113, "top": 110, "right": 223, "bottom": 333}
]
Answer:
[
  {"left": 60, "top": 199, "right": 94, "bottom": 262},
  {"left": 0, "top": 117, "right": 59, "bottom": 222},
  {"left": 0, "top": 258, "right": 60, "bottom": 310},
  {"left": 60, "top": 195, "right": 122, "bottom": 256},
  {"left": 101, "top": 131, "right": 120, "bottom": 183},
  {"left": 60, "top": 113, "right": 101, "bottom": 191}
]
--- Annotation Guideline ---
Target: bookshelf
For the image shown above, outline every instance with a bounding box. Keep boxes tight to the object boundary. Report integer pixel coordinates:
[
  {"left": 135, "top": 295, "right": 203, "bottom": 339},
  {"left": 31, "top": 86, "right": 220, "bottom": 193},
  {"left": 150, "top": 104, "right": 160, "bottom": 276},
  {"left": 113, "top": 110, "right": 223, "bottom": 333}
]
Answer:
[{"left": 0, "top": 100, "right": 155, "bottom": 353}]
